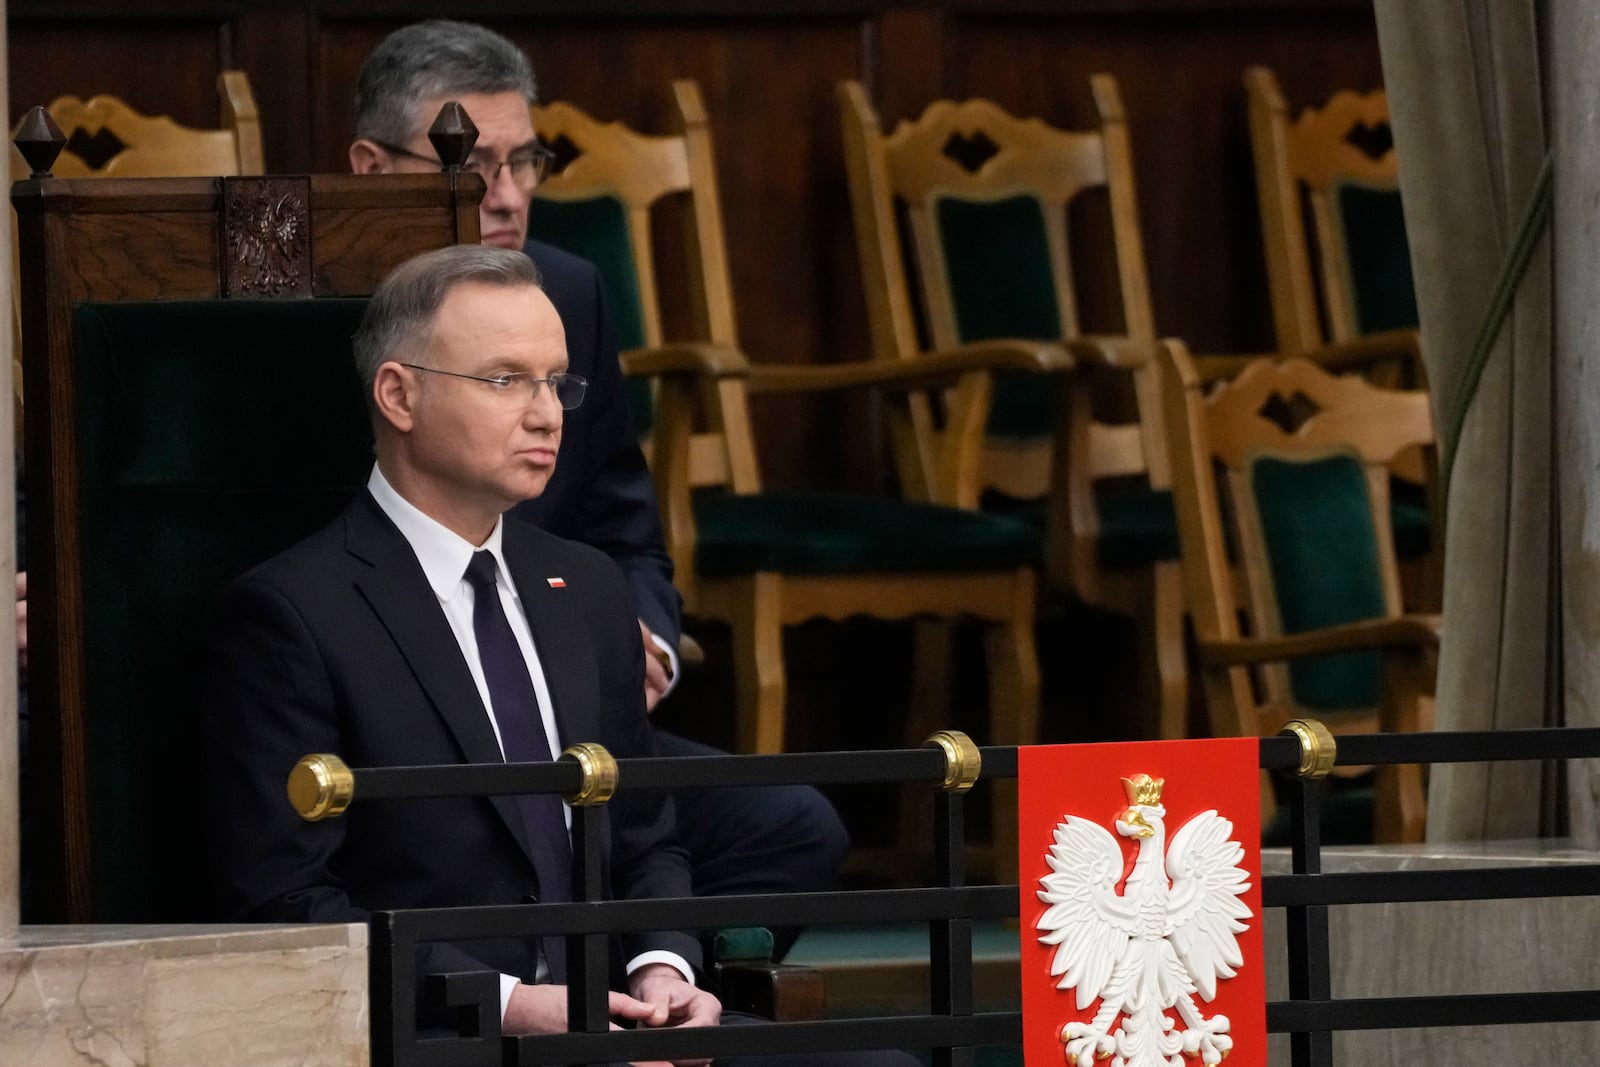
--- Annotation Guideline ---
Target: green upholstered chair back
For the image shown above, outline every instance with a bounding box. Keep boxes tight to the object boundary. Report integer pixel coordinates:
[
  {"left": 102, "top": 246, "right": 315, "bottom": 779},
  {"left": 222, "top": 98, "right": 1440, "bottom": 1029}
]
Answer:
[
  {"left": 1330, "top": 181, "right": 1418, "bottom": 337},
  {"left": 72, "top": 298, "right": 372, "bottom": 921},
  {"left": 1243, "top": 449, "right": 1386, "bottom": 710}
]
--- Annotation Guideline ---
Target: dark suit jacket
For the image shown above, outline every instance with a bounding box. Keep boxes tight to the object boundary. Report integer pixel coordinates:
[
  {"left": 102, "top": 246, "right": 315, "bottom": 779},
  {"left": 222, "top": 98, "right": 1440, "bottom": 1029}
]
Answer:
[
  {"left": 203, "top": 489, "right": 700, "bottom": 980},
  {"left": 511, "top": 239, "right": 681, "bottom": 648}
]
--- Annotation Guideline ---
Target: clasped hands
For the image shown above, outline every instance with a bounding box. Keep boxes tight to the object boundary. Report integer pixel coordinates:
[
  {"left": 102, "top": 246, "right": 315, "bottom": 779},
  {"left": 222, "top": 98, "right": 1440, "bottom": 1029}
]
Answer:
[{"left": 504, "top": 962, "right": 720, "bottom": 1067}]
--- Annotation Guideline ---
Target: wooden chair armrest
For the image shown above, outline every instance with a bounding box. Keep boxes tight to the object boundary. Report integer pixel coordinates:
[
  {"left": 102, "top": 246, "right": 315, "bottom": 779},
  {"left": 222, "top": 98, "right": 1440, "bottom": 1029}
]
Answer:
[
  {"left": 746, "top": 340, "right": 1073, "bottom": 395},
  {"left": 1198, "top": 615, "right": 1441, "bottom": 667},
  {"left": 711, "top": 959, "right": 825, "bottom": 1022},
  {"left": 621, "top": 342, "right": 750, "bottom": 379},
  {"left": 1299, "top": 329, "right": 1422, "bottom": 374},
  {"left": 1059, "top": 333, "right": 1168, "bottom": 370}
]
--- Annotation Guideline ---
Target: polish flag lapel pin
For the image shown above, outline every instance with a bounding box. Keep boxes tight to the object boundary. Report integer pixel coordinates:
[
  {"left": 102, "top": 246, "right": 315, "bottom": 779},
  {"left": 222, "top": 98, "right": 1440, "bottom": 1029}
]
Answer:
[{"left": 546, "top": 577, "right": 566, "bottom": 588}]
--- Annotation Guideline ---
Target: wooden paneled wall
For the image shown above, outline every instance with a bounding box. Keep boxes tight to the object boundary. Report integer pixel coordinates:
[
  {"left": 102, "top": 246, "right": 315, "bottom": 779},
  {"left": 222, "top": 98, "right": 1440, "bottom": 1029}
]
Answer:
[{"left": 8, "top": 0, "right": 1383, "bottom": 492}]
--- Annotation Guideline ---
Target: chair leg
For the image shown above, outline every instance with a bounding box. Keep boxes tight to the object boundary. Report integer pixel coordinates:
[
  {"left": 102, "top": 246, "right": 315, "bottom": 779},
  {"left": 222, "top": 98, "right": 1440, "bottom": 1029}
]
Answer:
[
  {"left": 1374, "top": 651, "right": 1430, "bottom": 843},
  {"left": 733, "top": 574, "right": 787, "bottom": 754},
  {"left": 984, "top": 572, "right": 1040, "bottom": 875},
  {"left": 1151, "top": 560, "right": 1189, "bottom": 739},
  {"left": 900, "top": 621, "right": 956, "bottom": 853}
]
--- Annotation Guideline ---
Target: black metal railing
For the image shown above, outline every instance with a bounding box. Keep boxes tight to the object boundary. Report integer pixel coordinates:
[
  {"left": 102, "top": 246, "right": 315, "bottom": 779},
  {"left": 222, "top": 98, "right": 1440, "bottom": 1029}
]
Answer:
[{"left": 304, "top": 726, "right": 1600, "bottom": 1067}]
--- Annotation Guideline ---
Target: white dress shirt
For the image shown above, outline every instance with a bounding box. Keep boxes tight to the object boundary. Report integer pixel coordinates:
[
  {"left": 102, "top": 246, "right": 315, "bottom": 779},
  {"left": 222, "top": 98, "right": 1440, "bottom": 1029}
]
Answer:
[{"left": 367, "top": 466, "right": 693, "bottom": 1018}]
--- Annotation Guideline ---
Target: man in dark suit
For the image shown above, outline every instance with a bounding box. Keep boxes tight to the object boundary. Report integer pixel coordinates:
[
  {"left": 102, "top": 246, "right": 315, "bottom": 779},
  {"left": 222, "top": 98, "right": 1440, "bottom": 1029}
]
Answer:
[
  {"left": 205, "top": 247, "right": 914, "bottom": 1065},
  {"left": 347, "top": 20, "right": 846, "bottom": 921},
  {"left": 207, "top": 246, "right": 707, "bottom": 1034}
]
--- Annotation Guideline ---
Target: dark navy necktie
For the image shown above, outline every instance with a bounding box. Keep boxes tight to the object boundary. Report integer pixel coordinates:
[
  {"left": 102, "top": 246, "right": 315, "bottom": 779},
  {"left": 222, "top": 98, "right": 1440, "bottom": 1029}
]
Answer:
[{"left": 463, "top": 549, "right": 571, "bottom": 982}]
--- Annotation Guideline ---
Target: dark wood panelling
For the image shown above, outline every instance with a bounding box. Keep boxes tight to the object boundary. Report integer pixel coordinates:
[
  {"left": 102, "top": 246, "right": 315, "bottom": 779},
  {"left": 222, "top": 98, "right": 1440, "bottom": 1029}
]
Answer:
[{"left": 9, "top": 22, "right": 225, "bottom": 129}]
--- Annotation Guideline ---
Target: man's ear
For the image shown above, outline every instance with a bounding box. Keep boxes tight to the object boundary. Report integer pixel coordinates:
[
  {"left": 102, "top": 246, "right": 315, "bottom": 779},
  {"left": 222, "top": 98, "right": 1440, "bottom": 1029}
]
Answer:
[
  {"left": 372, "top": 362, "right": 417, "bottom": 432},
  {"left": 349, "top": 139, "right": 389, "bottom": 175}
]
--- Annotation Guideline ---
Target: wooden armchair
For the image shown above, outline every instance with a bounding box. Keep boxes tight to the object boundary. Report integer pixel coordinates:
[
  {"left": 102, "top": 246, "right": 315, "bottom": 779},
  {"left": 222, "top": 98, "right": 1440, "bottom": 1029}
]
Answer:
[
  {"left": 837, "top": 76, "right": 1186, "bottom": 740},
  {"left": 1159, "top": 342, "right": 1434, "bottom": 843},
  {"left": 530, "top": 81, "right": 1075, "bottom": 859},
  {"left": 13, "top": 111, "right": 482, "bottom": 921}
]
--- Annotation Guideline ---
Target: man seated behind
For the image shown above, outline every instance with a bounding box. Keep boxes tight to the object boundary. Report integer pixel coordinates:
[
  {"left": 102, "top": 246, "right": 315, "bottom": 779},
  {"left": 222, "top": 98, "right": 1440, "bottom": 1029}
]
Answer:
[{"left": 204, "top": 246, "right": 911, "bottom": 1066}]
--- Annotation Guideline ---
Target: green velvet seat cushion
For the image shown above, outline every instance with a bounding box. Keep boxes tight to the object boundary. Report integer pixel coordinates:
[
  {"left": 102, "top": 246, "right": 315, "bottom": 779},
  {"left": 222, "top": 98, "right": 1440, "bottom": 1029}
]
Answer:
[
  {"left": 73, "top": 298, "right": 374, "bottom": 922},
  {"left": 529, "top": 195, "right": 654, "bottom": 435},
  {"left": 693, "top": 490, "right": 1040, "bottom": 576},
  {"left": 1250, "top": 451, "right": 1387, "bottom": 711},
  {"left": 979, "top": 485, "right": 1180, "bottom": 571},
  {"left": 936, "top": 195, "right": 1062, "bottom": 441},
  {"left": 711, "top": 926, "right": 777, "bottom": 962},
  {"left": 1334, "top": 182, "right": 1419, "bottom": 336}
]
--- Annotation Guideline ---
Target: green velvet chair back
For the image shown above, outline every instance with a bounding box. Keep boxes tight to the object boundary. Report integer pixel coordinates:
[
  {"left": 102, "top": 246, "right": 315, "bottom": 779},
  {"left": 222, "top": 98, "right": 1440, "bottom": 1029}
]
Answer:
[
  {"left": 1330, "top": 181, "right": 1418, "bottom": 337},
  {"left": 1244, "top": 449, "right": 1387, "bottom": 710},
  {"left": 73, "top": 299, "right": 372, "bottom": 921}
]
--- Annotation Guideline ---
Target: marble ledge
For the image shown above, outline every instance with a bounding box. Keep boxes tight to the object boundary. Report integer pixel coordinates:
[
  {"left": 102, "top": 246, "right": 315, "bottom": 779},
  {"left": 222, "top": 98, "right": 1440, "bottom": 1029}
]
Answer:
[
  {"left": 1261, "top": 839, "right": 1600, "bottom": 1064},
  {"left": 1, "top": 922, "right": 368, "bottom": 1067}
]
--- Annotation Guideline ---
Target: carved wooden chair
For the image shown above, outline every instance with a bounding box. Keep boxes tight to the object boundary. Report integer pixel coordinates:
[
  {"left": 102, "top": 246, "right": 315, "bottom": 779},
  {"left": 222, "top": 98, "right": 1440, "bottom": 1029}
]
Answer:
[
  {"left": 9, "top": 71, "right": 265, "bottom": 414},
  {"left": 1244, "top": 66, "right": 1438, "bottom": 609},
  {"left": 13, "top": 107, "right": 482, "bottom": 921},
  {"left": 530, "top": 81, "right": 1074, "bottom": 861},
  {"left": 837, "top": 76, "right": 1186, "bottom": 740},
  {"left": 1159, "top": 342, "right": 1434, "bottom": 843}
]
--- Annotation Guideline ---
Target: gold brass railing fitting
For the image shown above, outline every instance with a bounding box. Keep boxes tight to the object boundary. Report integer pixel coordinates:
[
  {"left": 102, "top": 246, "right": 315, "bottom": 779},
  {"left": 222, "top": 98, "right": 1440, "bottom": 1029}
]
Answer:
[
  {"left": 561, "top": 742, "right": 618, "bottom": 806},
  {"left": 288, "top": 753, "right": 355, "bottom": 821},
  {"left": 924, "top": 730, "right": 981, "bottom": 792},
  {"left": 1279, "top": 719, "right": 1337, "bottom": 780}
]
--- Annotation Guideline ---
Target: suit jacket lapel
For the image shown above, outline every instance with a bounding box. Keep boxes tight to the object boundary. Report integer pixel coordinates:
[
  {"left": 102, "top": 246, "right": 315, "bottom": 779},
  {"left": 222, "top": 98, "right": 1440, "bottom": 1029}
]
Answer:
[
  {"left": 503, "top": 526, "right": 599, "bottom": 750},
  {"left": 343, "top": 493, "right": 536, "bottom": 863}
]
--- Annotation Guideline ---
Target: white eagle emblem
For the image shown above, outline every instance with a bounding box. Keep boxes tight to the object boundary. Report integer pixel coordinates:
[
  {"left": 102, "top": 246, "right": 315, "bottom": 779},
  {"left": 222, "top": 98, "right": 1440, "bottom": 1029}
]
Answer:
[{"left": 1035, "top": 774, "right": 1251, "bottom": 1066}]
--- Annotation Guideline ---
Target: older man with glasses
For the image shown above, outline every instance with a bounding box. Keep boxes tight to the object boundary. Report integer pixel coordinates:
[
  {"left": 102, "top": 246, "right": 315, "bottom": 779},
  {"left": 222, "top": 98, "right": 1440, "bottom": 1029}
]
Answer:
[{"left": 347, "top": 20, "right": 848, "bottom": 954}]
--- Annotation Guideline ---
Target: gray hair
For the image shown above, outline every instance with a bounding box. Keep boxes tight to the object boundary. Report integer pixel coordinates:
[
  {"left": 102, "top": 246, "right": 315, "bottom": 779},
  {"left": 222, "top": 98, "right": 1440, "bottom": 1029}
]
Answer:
[
  {"left": 354, "top": 20, "right": 538, "bottom": 146},
  {"left": 354, "top": 244, "right": 542, "bottom": 416}
]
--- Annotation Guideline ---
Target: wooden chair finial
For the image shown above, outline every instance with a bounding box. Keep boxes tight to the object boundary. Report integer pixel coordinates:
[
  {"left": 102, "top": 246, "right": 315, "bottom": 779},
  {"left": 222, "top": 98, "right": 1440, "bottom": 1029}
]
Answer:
[
  {"left": 428, "top": 102, "right": 478, "bottom": 169},
  {"left": 14, "top": 106, "right": 67, "bottom": 177}
]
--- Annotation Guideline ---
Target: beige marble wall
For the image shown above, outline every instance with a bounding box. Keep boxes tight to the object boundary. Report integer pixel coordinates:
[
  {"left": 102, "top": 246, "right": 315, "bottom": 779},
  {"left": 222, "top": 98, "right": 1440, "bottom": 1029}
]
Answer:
[
  {"left": 0, "top": 923, "right": 369, "bottom": 1066},
  {"left": 1262, "top": 841, "right": 1600, "bottom": 1064}
]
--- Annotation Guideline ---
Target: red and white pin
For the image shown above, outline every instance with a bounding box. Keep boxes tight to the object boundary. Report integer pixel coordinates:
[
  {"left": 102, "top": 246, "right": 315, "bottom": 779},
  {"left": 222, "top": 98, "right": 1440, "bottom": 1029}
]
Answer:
[{"left": 546, "top": 577, "right": 567, "bottom": 588}]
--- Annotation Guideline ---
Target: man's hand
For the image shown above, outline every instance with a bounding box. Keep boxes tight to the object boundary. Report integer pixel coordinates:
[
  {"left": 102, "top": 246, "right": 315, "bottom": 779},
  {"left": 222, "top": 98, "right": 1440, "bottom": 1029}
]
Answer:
[
  {"left": 15, "top": 571, "right": 26, "bottom": 671},
  {"left": 629, "top": 962, "right": 721, "bottom": 1066},
  {"left": 503, "top": 980, "right": 671, "bottom": 1034},
  {"left": 503, "top": 974, "right": 718, "bottom": 1067},
  {"left": 640, "top": 619, "right": 672, "bottom": 712}
]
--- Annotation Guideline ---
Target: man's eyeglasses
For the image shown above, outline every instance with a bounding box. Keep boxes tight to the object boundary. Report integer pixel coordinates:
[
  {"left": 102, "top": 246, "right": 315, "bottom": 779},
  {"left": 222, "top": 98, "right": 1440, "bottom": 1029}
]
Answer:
[
  {"left": 401, "top": 363, "right": 588, "bottom": 410},
  {"left": 374, "top": 141, "right": 556, "bottom": 191}
]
